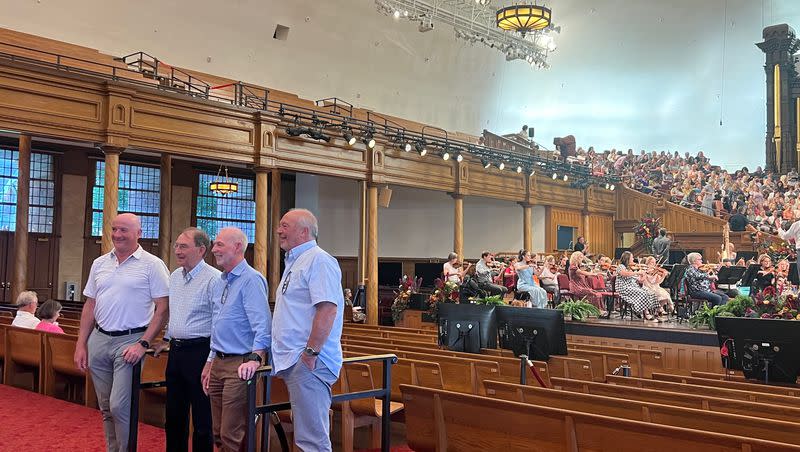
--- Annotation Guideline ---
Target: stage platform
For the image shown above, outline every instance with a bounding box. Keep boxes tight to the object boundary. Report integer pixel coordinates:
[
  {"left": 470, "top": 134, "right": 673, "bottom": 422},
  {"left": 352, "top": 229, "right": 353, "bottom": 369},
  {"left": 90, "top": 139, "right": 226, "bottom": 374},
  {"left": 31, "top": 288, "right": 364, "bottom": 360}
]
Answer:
[{"left": 565, "top": 317, "right": 718, "bottom": 347}]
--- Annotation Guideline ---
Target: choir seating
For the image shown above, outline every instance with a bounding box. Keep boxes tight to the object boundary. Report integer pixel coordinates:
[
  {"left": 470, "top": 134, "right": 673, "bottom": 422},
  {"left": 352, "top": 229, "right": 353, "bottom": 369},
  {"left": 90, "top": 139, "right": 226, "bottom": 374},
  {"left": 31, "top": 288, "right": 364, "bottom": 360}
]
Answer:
[{"left": 400, "top": 384, "right": 800, "bottom": 452}]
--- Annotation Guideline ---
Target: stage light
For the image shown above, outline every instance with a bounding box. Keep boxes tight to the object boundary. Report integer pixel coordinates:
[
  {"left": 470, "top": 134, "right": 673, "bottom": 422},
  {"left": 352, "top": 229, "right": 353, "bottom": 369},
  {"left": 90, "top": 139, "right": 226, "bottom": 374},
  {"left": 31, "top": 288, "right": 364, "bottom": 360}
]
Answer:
[
  {"left": 456, "top": 153, "right": 464, "bottom": 162},
  {"left": 516, "top": 165, "right": 522, "bottom": 173},
  {"left": 610, "top": 184, "right": 615, "bottom": 190},
  {"left": 563, "top": 174, "right": 568, "bottom": 181},
  {"left": 442, "top": 151, "right": 450, "bottom": 161},
  {"left": 482, "top": 159, "right": 491, "bottom": 169},
  {"left": 415, "top": 140, "right": 427, "bottom": 156},
  {"left": 287, "top": 126, "right": 306, "bottom": 137},
  {"left": 498, "top": 162, "right": 505, "bottom": 170},
  {"left": 343, "top": 130, "right": 356, "bottom": 146},
  {"left": 404, "top": 142, "right": 412, "bottom": 152},
  {"left": 309, "top": 129, "right": 331, "bottom": 142},
  {"left": 529, "top": 168, "right": 536, "bottom": 176},
  {"left": 420, "top": 148, "right": 427, "bottom": 156},
  {"left": 393, "top": 10, "right": 401, "bottom": 19},
  {"left": 552, "top": 172, "right": 558, "bottom": 179},
  {"left": 605, "top": 183, "right": 610, "bottom": 189}
]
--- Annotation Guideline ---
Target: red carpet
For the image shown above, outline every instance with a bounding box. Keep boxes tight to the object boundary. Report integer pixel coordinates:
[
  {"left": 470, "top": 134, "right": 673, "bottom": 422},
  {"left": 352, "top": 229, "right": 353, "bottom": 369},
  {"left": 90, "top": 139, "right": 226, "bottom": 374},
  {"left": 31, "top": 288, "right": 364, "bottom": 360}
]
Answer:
[{"left": 0, "top": 384, "right": 165, "bottom": 451}]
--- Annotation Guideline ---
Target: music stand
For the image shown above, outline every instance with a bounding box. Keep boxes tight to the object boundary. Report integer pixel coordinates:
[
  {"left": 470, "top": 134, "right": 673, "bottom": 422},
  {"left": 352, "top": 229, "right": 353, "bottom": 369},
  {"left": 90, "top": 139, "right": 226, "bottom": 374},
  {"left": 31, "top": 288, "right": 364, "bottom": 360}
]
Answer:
[
  {"left": 715, "top": 266, "right": 746, "bottom": 286},
  {"left": 739, "top": 264, "right": 760, "bottom": 289},
  {"left": 663, "top": 264, "right": 686, "bottom": 301}
]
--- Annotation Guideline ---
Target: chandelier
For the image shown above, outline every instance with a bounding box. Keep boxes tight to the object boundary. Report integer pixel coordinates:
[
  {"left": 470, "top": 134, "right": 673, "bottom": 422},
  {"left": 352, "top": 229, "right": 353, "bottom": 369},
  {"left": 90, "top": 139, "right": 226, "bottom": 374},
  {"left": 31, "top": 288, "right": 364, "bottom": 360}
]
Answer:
[
  {"left": 209, "top": 166, "right": 238, "bottom": 196},
  {"left": 496, "top": 4, "right": 551, "bottom": 36},
  {"left": 375, "top": 0, "right": 559, "bottom": 69}
]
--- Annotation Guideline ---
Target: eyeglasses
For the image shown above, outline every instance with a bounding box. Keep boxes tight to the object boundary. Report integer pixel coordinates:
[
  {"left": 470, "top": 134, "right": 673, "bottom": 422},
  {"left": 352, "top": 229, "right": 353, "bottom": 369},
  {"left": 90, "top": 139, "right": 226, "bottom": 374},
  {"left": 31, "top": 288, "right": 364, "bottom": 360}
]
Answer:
[
  {"left": 281, "top": 271, "right": 292, "bottom": 295},
  {"left": 221, "top": 282, "right": 230, "bottom": 305}
]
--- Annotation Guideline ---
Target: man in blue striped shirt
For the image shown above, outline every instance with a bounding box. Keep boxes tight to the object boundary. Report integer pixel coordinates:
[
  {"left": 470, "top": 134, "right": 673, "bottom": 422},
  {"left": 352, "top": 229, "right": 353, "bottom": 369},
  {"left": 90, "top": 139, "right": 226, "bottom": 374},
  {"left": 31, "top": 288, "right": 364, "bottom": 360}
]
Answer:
[
  {"left": 154, "top": 227, "right": 219, "bottom": 452},
  {"left": 202, "top": 227, "right": 270, "bottom": 451}
]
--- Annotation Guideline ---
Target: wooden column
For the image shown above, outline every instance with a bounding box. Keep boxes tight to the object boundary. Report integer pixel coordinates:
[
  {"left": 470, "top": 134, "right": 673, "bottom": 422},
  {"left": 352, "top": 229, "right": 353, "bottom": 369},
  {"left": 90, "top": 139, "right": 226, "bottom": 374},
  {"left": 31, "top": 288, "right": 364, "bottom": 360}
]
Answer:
[
  {"left": 268, "top": 169, "right": 281, "bottom": 301},
  {"left": 453, "top": 194, "right": 463, "bottom": 257},
  {"left": 366, "top": 184, "right": 378, "bottom": 325},
  {"left": 254, "top": 168, "right": 269, "bottom": 277},
  {"left": 521, "top": 203, "right": 532, "bottom": 251},
  {"left": 101, "top": 146, "right": 122, "bottom": 254},
  {"left": 357, "top": 180, "right": 367, "bottom": 285},
  {"left": 158, "top": 154, "right": 172, "bottom": 263},
  {"left": 11, "top": 134, "right": 31, "bottom": 301}
]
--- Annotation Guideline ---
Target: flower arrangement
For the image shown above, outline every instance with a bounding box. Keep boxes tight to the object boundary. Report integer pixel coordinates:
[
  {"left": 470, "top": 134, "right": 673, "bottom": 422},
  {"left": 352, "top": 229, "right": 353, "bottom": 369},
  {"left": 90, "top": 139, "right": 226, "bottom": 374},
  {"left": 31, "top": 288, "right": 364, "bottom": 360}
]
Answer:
[
  {"left": 427, "top": 278, "right": 460, "bottom": 318},
  {"left": 391, "top": 275, "right": 422, "bottom": 323},
  {"left": 689, "top": 292, "right": 799, "bottom": 330},
  {"left": 753, "top": 234, "right": 797, "bottom": 262},
  {"left": 633, "top": 214, "right": 661, "bottom": 250}
]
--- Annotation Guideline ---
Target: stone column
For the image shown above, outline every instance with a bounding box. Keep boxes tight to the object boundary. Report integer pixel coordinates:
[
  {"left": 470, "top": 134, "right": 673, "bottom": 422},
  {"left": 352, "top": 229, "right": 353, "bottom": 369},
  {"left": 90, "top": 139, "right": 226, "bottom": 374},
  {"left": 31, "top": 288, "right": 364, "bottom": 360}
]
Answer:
[
  {"left": 452, "top": 194, "right": 464, "bottom": 258},
  {"left": 366, "top": 184, "right": 378, "bottom": 325},
  {"left": 11, "top": 134, "right": 31, "bottom": 301},
  {"left": 254, "top": 168, "right": 269, "bottom": 277},
  {"left": 268, "top": 169, "right": 281, "bottom": 302},
  {"left": 158, "top": 154, "right": 172, "bottom": 263},
  {"left": 101, "top": 146, "right": 123, "bottom": 254},
  {"left": 521, "top": 203, "right": 532, "bottom": 251}
]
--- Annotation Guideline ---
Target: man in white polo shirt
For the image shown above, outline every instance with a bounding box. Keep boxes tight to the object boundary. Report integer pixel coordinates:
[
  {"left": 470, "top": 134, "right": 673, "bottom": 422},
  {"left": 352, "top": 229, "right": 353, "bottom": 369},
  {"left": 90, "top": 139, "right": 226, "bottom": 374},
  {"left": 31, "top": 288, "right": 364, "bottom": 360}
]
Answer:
[{"left": 74, "top": 213, "right": 170, "bottom": 452}]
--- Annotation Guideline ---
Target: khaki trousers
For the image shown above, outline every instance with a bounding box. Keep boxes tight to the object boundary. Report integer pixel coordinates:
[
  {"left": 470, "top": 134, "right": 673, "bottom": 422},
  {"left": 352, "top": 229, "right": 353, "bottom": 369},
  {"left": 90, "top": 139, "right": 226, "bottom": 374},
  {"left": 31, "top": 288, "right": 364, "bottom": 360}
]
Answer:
[{"left": 208, "top": 355, "right": 249, "bottom": 452}]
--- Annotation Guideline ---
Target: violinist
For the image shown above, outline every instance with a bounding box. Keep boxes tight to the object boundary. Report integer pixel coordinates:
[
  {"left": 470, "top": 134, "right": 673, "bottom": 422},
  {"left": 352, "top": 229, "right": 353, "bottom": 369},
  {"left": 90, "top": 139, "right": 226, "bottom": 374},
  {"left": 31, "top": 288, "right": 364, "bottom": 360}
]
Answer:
[
  {"left": 501, "top": 257, "right": 517, "bottom": 294},
  {"left": 597, "top": 256, "right": 615, "bottom": 293},
  {"left": 443, "top": 252, "right": 469, "bottom": 284},
  {"left": 641, "top": 256, "right": 673, "bottom": 314},
  {"left": 514, "top": 250, "right": 548, "bottom": 308},
  {"left": 752, "top": 254, "right": 774, "bottom": 295},
  {"left": 567, "top": 251, "right": 605, "bottom": 316},
  {"left": 475, "top": 251, "right": 508, "bottom": 297},
  {"left": 684, "top": 252, "right": 728, "bottom": 306},
  {"left": 616, "top": 252, "right": 662, "bottom": 321},
  {"left": 775, "top": 258, "right": 793, "bottom": 295},
  {"left": 536, "top": 255, "right": 560, "bottom": 303}
]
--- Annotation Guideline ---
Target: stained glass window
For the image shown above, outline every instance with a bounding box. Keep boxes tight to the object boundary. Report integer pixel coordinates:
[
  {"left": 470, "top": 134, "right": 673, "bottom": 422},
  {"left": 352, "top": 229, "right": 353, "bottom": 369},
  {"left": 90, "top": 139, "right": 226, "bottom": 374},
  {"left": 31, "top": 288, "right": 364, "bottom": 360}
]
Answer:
[
  {"left": 91, "top": 161, "right": 160, "bottom": 239},
  {"left": 196, "top": 173, "right": 255, "bottom": 242},
  {"left": 0, "top": 149, "right": 56, "bottom": 233}
]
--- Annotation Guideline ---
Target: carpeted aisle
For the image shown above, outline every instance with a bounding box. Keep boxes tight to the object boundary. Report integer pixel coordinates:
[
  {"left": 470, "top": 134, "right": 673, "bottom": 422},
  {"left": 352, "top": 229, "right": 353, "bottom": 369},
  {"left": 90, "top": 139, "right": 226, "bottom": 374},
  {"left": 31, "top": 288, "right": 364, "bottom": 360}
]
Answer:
[{"left": 0, "top": 383, "right": 165, "bottom": 451}]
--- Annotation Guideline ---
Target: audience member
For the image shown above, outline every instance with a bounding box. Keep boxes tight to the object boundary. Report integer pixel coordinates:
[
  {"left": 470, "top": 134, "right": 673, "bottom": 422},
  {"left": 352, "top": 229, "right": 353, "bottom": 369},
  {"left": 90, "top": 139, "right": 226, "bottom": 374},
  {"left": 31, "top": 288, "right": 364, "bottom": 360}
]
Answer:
[
  {"left": 272, "top": 209, "right": 344, "bottom": 452},
  {"left": 12, "top": 290, "right": 40, "bottom": 329},
  {"left": 35, "top": 299, "right": 64, "bottom": 334}
]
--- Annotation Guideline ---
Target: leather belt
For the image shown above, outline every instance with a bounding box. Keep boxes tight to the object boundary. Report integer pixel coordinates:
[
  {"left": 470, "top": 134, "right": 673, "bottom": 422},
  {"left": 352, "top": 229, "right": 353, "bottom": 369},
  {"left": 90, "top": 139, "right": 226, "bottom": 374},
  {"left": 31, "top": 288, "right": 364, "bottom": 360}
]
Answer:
[
  {"left": 169, "top": 337, "right": 210, "bottom": 348},
  {"left": 215, "top": 351, "right": 248, "bottom": 359},
  {"left": 96, "top": 325, "right": 147, "bottom": 337}
]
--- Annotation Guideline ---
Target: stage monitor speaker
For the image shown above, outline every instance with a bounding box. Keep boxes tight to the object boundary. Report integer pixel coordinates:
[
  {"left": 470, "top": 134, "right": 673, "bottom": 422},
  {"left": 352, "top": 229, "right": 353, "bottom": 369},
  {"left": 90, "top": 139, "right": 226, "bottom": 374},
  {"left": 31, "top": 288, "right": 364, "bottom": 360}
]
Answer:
[{"left": 378, "top": 186, "right": 392, "bottom": 208}]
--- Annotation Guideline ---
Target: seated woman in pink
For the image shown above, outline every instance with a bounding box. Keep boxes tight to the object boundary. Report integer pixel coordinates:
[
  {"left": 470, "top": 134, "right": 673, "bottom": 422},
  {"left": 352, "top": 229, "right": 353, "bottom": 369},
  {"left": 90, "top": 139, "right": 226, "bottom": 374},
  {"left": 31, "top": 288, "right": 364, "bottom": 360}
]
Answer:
[{"left": 35, "top": 299, "right": 65, "bottom": 334}]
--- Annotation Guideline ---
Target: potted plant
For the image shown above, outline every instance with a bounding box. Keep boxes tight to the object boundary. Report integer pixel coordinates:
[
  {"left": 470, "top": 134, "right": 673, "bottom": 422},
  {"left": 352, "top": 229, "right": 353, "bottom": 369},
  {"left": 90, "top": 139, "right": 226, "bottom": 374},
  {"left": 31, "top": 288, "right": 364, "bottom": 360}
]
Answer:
[
  {"left": 555, "top": 298, "right": 601, "bottom": 322},
  {"left": 391, "top": 275, "right": 422, "bottom": 324},
  {"left": 473, "top": 294, "right": 507, "bottom": 306}
]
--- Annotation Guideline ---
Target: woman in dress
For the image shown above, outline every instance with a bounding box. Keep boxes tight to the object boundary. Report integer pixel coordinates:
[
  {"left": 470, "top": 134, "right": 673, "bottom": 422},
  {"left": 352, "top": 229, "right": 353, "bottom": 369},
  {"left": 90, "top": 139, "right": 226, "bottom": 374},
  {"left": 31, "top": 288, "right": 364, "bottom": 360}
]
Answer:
[
  {"left": 443, "top": 252, "right": 468, "bottom": 284},
  {"left": 641, "top": 256, "right": 672, "bottom": 314},
  {"left": 568, "top": 251, "right": 605, "bottom": 316},
  {"left": 513, "top": 250, "right": 548, "bottom": 308},
  {"left": 616, "top": 252, "right": 661, "bottom": 321}
]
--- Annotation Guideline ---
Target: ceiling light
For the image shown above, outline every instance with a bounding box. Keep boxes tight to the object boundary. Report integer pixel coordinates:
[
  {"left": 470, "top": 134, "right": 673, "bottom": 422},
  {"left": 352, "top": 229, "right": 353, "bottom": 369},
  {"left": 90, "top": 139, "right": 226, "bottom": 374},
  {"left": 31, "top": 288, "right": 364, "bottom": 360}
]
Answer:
[
  {"left": 343, "top": 130, "right": 356, "bottom": 146},
  {"left": 210, "top": 165, "right": 239, "bottom": 196},
  {"left": 415, "top": 140, "right": 427, "bottom": 156},
  {"left": 393, "top": 10, "right": 401, "bottom": 19},
  {"left": 498, "top": 162, "right": 505, "bottom": 170},
  {"left": 552, "top": 172, "right": 558, "bottom": 179},
  {"left": 363, "top": 133, "right": 376, "bottom": 148},
  {"left": 456, "top": 153, "right": 464, "bottom": 162},
  {"left": 482, "top": 159, "right": 491, "bottom": 169},
  {"left": 529, "top": 168, "right": 536, "bottom": 176},
  {"left": 496, "top": 4, "right": 552, "bottom": 37},
  {"left": 610, "top": 184, "right": 615, "bottom": 191},
  {"left": 516, "top": 165, "right": 522, "bottom": 173},
  {"left": 404, "top": 142, "right": 412, "bottom": 152},
  {"left": 420, "top": 148, "right": 427, "bottom": 156},
  {"left": 563, "top": 174, "right": 568, "bottom": 181},
  {"left": 442, "top": 151, "right": 450, "bottom": 161}
]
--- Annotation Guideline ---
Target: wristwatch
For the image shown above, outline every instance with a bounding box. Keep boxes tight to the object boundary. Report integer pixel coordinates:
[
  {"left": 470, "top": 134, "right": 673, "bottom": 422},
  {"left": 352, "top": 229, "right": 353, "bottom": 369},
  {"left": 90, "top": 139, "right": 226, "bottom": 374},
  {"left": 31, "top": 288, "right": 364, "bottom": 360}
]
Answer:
[
  {"left": 138, "top": 339, "right": 150, "bottom": 349},
  {"left": 246, "top": 353, "right": 263, "bottom": 364},
  {"left": 304, "top": 346, "right": 320, "bottom": 356}
]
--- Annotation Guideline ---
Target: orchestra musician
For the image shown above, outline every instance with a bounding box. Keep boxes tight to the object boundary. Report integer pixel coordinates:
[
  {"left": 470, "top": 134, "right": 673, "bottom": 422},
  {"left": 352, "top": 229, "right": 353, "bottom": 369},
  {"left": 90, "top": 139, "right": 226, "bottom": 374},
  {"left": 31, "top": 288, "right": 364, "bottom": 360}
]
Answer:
[
  {"left": 774, "top": 258, "right": 793, "bottom": 295},
  {"left": 535, "top": 255, "right": 560, "bottom": 304},
  {"left": 752, "top": 254, "right": 775, "bottom": 295},
  {"left": 513, "top": 250, "right": 548, "bottom": 308},
  {"left": 501, "top": 257, "right": 517, "bottom": 293},
  {"left": 641, "top": 255, "right": 673, "bottom": 314},
  {"left": 616, "top": 252, "right": 662, "bottom": 321},
  {"left": 443, "top": 252, "right": 469, "bottom": 284},
  {"left": 684, "top": 252, "right": 728, "bottom": 306},
  {"left": 475, "top": 251, "right": 508, "bottom": 297},
  {"left": 567, "top": 251, "right": 605, "bottom": 316},
  {"left": 597, "top": 256, "right": 615, "bottom": 293}
]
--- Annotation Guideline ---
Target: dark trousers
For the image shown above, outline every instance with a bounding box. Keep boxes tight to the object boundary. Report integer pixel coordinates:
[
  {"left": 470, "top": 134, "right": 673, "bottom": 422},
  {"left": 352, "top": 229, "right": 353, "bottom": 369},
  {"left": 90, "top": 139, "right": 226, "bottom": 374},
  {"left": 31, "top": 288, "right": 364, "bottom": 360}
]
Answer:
[
  {"left": 165, "top": 339, "right": 213, "bottom": 452},
  {"left": 478, "top": 281, "right": 507, "bottom": 297},
  {"left": 691, "top": 290, "right": 729, "bottom": 307}
]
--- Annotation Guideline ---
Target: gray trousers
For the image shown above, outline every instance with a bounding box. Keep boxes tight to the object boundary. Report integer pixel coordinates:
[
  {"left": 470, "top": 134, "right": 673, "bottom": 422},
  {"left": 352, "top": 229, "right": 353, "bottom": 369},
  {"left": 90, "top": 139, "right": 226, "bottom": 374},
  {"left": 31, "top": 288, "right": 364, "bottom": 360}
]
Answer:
[
  {"left": 278, "top": 361, "right": 338, "bottom": 452},
  {"left": 88, "top": 329, "right": 144, "bottom": 452}
]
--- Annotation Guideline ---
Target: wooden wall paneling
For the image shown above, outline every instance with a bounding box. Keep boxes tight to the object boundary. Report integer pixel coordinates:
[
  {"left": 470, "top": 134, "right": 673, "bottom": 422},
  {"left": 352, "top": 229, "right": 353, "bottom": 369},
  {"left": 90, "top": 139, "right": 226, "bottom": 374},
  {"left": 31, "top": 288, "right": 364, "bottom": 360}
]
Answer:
[
  {"left": 0, "top": 233, "right": 12, "bottom": 302},
  {"left": 276, "top": 135, "right": 368, "bottom": 181},
  {"left": 338, "top": 257, "right": 359, "bottom": 294},
  {"left": 460, "top": 164, "right": 525, "bottom": 202},
  {"left": 586, "top": 214, "right": 614, "bottom": 257},
  {"left": 380, "top": 149, "right": 457, "bottom": 194},
  {"left": 26, "top": 234, "right": 58, "bottom": 301},
  {"left": 533, "top": 177, "right": 585, "bottom": 208},
  {"left": 548, "top": 207, "right": 582, "bottom": 253}
]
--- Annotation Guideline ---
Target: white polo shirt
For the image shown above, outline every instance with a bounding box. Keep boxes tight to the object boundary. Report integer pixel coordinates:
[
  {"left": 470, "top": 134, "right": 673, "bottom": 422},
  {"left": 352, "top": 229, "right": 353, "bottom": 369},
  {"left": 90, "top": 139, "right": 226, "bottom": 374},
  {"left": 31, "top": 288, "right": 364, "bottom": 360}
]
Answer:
[{"left": 84, "top": 245, "right": 170, "bottom": 331}]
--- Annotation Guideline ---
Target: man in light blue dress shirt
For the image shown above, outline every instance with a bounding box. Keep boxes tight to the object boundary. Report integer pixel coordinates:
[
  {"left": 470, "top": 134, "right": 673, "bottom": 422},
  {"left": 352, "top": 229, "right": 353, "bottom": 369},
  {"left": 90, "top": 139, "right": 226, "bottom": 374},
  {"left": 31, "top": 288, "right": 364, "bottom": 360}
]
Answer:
[
  {"left": 201, "top": 227, "right": 271, "bottom": 451},
  {"left": 272, "top": 208, "right": 344, "bottom": 452}
]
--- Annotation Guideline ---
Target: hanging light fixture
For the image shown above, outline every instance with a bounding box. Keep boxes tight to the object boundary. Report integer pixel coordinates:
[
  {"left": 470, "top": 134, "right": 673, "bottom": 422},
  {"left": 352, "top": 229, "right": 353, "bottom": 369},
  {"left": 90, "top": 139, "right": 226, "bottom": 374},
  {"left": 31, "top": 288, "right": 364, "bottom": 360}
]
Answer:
[
  {"left": 498, "top": 162, "right": 505, "bottom": 171},
  {"left": 496, "top": 4, "right": 552, "bottom": 37},
  {"left": 210, "top": 165, "right": 239, "bottom": 196}
]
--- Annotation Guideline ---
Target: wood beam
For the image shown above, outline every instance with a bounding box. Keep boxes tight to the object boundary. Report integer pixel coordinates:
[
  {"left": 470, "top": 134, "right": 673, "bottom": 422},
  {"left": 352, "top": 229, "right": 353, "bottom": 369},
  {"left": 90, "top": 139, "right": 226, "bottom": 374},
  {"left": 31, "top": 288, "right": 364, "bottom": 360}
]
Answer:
[
  {"left": 367, "top": 184, "right": 378, "bottom": 325},
  {"left": 254, "top": 168, "right": 269, "bottom": 277},
  {"left": 11, "top": 134, "right": 31, "bottom": 301},
  {"left": 269, "top": 169, "right": 282, "bottom": 302},
  {"left": 158, "top": 154, "right": 172, "bottom": 263}
]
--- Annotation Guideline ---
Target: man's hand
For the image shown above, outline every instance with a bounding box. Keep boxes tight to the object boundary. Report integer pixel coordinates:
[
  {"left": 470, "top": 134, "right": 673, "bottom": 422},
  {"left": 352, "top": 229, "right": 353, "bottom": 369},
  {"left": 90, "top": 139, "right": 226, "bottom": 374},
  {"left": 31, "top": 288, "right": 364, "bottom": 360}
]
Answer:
[
  {"left": 152, "top": 340, "right": 169, "bottom": 357},
  {"left": 121, "top": 342, "right": 147, "bottom": 364},
  {"left": 238, "top": 360, "right": 260, "bottom": 381},
  {"left": 74, "top": 343, "right": 88, "bottom": 371},
  {"left": 300, "top": 352, "right": 317, "bottom": 371},
  {"left": 201, "top": 361, "right": 212, "bottom": 395}
]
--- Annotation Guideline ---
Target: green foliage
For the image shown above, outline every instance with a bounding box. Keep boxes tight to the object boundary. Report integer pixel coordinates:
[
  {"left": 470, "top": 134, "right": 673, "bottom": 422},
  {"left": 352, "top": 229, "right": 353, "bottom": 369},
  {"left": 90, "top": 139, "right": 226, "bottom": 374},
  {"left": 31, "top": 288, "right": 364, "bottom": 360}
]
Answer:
[
  {"left": 473, "top": 295, "right": 506, "bottom": 306},
  {"left": 724, "top": 295, "right": 755, "bottom": 317},
  {"left": 556, "top": 298, "right": 601, "bottom": 322},
  {"left": 689, "top": 296, "right": 754, "bottom": 330}
]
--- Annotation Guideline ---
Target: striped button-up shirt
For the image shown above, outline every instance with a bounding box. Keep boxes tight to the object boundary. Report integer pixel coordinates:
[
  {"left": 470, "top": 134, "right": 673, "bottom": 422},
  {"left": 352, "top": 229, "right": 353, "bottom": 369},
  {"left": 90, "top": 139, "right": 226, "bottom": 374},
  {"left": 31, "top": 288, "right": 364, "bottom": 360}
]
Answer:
[{"left": 166, "top": 260, "right": 221, "bottom": 340}]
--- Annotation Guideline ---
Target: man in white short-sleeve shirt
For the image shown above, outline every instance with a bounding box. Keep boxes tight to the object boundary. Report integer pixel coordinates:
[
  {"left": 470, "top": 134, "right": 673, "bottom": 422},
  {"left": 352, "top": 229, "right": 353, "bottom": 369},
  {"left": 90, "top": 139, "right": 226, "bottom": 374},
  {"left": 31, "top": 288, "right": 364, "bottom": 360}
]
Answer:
[{"left": 74, "top": 213, "right": 170, "bottom": 452}]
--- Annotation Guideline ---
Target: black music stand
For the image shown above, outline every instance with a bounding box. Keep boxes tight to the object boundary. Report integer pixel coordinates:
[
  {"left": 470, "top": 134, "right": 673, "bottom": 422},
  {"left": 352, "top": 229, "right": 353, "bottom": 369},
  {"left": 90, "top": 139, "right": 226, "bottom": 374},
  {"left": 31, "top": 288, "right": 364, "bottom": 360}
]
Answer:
[
  {"left": 663, "top": 264, "right": 686, "bottom": 302},
  {"left": 740, "top": 264, "right": 760, "bottom": 290},
  {"left": 715, "top": 266, "right": 746, "bottom": 286}
]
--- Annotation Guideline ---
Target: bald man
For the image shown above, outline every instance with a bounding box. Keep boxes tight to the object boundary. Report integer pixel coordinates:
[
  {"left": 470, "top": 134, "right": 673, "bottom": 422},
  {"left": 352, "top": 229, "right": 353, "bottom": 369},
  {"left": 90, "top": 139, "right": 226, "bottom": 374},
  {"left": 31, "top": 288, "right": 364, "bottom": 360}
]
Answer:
[
  {"left": 75, "top": 213, "right": 170, "bottom": 452},
  {"left": 203, "top": 227, "right": 270, "bottom": 451},
  {"left": 272, "top": 209, "right": 343, "bottom": 451}
]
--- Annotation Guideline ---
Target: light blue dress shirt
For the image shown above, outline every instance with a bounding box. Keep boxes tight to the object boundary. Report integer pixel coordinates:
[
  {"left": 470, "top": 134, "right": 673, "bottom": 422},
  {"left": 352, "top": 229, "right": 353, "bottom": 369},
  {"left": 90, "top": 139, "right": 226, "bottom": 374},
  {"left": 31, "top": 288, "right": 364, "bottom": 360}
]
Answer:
[
  {"left": 271, "top": 240, "right": 344, "bottom": 376},
  {"left": 209, "top": 259, "right": 271, "bottom": 359},
  {"left": 166, "top": 260, "right": 220, "bottom": 340}
]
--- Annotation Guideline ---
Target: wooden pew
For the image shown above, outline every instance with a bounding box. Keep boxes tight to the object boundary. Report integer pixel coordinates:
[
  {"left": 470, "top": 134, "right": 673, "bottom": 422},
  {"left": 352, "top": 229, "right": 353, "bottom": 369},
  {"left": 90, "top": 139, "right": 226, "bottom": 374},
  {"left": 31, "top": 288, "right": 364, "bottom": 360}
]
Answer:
[
  {"left": 42, "top": 333, "right": 96, "bottom": 406},
  {"left": 568, "top": 342, "right": 664, "bottom": 378},
  {"left": 400, "top": 384, "right": 800, "bottom": 452},
  {"left": 341, "top": 334, "right": 436, "bottom": 349},
  {"left": 342, "top": 329, "right": 438, "bottom": 344},
  {"left": 483, "top": 380, "right": 800, "bottom": 445},
  {"left": 139, "top": 352, "right": 169, "bottom": 427},
  {"left": 607, "top": 374, "right": 800, "bottom": 407},
  {"left": 547, "top": 355, "right": 594, "bottom": 381},
  {"left": 3, "top": 325, "right": 43, "bottom": 391},
  {"left": 652, "top": 372, "right": 800, "bottom": 396},
  {"left": 340, "top": 362, "right": 403, "bottom": 452},
  {"left": 344, "top": 323, "right": 437, "bottom": 336},
  {"left": 563, "top": 349, "right": 631, "bottom": 381},
  {"left": 343, "top": 350, "right": 444, "bottom": 402},
  {"left": 551, "top": 377, "right": 800, "bottom": 423}
]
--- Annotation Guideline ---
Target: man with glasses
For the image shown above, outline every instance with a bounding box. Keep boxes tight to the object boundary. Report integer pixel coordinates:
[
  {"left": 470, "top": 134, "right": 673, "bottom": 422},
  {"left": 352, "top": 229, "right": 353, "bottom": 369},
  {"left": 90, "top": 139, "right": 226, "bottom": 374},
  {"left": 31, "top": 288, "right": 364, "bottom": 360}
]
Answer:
[
  {"left": 203, "top": 227, "right": 270, "bottom": 451},
  {"left": 153, "top": 227, "right": 219, "bottom": 452},
  {"left": 272, "top": 209, "right": 343, "bottom": 451}
]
